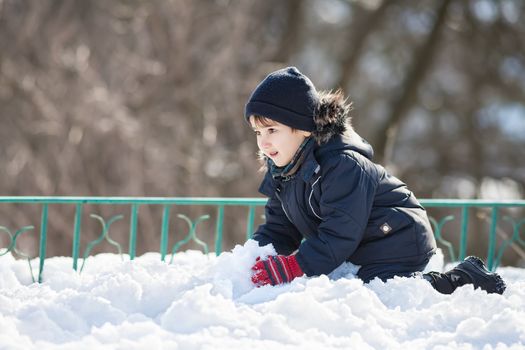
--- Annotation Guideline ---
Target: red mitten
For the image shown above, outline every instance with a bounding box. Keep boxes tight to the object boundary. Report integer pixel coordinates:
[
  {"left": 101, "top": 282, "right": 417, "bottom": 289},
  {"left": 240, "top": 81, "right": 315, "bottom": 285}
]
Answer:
[{"left": 251, "top": 255, "right": 304, "bottom": 286}]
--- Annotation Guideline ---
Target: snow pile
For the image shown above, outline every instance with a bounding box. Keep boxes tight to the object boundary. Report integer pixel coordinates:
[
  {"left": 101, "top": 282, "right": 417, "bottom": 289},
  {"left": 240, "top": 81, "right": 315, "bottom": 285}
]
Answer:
[{"left": 0, "top": 240, "right": 524, "bottom": 349}]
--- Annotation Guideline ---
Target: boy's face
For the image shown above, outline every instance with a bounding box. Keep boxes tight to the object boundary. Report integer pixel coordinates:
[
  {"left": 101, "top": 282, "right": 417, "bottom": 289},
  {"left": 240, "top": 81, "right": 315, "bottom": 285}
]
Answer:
[{"left": 250, "top": 117, "right": 311, "bottom": 167}]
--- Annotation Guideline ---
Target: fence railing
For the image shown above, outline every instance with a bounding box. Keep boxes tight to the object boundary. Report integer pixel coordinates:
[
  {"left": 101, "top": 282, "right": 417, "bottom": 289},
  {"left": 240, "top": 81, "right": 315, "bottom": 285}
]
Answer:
[{"left": 0, "top": 197, "right": 524, "bottom": 283}]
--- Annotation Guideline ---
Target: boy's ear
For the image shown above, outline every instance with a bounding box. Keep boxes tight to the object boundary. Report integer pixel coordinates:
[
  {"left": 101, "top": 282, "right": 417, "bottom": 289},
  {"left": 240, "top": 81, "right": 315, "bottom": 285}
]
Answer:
[{"left": 301, "top": 131, "right": 312, "bottom": 137}]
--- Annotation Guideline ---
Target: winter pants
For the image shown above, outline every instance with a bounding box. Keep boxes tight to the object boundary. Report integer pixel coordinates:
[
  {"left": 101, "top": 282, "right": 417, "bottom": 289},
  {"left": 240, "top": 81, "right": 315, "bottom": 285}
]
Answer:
[{"left": 357, "top": 257, "right": 457, "bottom": 294}]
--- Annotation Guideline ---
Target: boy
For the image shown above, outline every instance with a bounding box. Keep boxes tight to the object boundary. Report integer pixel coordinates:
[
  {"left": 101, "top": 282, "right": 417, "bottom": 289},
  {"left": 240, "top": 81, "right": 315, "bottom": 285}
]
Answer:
[{"left": 245, "top": 66, "right": 505, "bottom": 294}]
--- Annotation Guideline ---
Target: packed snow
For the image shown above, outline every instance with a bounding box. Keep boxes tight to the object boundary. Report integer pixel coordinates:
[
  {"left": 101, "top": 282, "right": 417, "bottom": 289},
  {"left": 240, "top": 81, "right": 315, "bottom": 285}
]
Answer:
[{"left": 0, "top": 240, "right": 524, "bottom": 349}]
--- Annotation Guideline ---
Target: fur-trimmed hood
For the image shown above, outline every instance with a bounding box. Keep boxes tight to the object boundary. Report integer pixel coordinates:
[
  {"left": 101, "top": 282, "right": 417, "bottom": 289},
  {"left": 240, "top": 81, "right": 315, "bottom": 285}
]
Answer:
[
  {"left": 311, "top": 90, "right": 373, "bottom": 160},
  {"left": 311, "top": 90, "right": 353, "bottom": 145}
]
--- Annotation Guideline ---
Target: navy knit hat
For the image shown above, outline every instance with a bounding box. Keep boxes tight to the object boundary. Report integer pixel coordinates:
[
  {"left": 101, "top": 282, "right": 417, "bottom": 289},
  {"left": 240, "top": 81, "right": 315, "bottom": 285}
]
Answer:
[{"left": 244, "top": 67, "right": 318, "bottom": 131}]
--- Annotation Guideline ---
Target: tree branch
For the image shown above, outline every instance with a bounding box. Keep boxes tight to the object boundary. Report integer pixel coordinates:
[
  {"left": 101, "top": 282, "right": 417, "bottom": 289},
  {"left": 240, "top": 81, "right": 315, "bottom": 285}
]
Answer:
[{"left": 376, "top": 0, "right": 452, "bottom": 164}]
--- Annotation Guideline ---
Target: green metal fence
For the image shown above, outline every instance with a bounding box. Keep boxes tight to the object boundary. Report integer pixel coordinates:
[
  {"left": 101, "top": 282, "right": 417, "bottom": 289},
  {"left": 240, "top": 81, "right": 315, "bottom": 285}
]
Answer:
[{"left": 0, "top": 197, "right": 524, "bottom": 283}]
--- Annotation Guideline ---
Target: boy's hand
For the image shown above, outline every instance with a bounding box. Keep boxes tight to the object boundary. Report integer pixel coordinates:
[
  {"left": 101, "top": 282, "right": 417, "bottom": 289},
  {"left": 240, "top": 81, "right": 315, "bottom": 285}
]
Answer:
[{"left": 251, "top": 255, "right": 304, "bottom": 286}]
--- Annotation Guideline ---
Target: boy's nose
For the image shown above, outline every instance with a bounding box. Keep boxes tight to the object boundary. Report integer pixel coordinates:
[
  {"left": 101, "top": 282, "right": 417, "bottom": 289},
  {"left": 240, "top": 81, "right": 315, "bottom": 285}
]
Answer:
[{"left": 259, "top": 136, "right": 271, "bottom": 149}]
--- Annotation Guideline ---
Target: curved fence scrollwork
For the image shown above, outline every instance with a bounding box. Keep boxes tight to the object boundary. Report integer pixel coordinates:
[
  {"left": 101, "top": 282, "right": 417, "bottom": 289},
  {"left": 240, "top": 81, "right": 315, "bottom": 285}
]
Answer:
[
  {"left": 0, "top": 225, "right": 37, "bottom": 282},
  {"left": 80, "top": 214, "right": 124, "bottom": 273}
]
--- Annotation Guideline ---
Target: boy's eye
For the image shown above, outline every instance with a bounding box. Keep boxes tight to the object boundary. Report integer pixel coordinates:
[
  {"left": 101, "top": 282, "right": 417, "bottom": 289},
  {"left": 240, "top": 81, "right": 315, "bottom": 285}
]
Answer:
[
  {"left": 268, "top": 128, "right": 277, "bottom": 134},
  {"left": 253, "top": 130, "right": 261, "bottom": 136}
]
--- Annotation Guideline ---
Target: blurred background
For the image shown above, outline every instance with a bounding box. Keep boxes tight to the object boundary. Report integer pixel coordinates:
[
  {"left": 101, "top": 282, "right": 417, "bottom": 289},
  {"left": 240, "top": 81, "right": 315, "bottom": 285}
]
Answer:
[{"left": 1, "top": 0, "right": 524, "bottom": 264}]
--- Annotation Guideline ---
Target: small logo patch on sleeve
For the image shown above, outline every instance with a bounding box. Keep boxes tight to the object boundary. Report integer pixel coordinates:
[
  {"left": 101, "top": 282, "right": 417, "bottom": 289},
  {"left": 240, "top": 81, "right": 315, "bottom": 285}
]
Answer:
[{"left": 380, "top": 223, "right": 392, "bottom": 234}]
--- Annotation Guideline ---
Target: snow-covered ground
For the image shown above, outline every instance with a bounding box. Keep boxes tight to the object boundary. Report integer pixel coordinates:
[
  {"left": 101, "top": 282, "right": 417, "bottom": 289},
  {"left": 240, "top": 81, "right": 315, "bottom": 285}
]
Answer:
[{"left": 0, "top": 240, "right": 524, "bottom": 350}]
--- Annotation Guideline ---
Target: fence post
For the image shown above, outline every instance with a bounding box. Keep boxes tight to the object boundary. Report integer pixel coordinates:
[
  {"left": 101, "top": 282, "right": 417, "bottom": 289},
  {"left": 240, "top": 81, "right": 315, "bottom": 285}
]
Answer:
[
  {"left": 215, "top": 206, "right": 224, "bottom": 256},
  {"left": 487, "top": 207, "right": 499, "bottom": 271},
  {"left": 129, "top": 204, "right": 139, "bottom": 260},
  {"left": 246, "top": 206, "right": 256, "bottom": 240},
  {"left": 160, "top": 205, "right": 171, "bottom": 262},
  {"left": 72, "top": 203, "right": 82, "bottom": 271},
  {"left": 38, "top": 204, "right": 48, "bottom": 283},
  {"left": 459, "top": 206, "right": 469, "bottom": 261}
]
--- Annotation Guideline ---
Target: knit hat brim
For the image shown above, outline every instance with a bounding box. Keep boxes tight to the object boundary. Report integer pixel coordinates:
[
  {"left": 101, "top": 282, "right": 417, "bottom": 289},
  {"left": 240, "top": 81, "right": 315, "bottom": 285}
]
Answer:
[{"left": 245, "top": 100, "right": 316, "bottom": 131}]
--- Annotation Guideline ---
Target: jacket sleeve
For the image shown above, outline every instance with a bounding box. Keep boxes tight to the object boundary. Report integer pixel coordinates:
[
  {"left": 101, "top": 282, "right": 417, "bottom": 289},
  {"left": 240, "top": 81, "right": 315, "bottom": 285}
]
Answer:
[
  {"left": 295, "top": 154, "right": 378, "bottom": 276},
  {"left": 251, "top": 172, "right": 303, "bottom": 255}
]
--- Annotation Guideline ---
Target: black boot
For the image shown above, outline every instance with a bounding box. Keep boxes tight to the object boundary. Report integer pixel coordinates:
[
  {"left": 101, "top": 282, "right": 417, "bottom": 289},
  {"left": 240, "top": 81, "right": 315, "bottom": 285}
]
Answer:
[{"left": 424, "top": 256, "right": 506, "bottom": 295}]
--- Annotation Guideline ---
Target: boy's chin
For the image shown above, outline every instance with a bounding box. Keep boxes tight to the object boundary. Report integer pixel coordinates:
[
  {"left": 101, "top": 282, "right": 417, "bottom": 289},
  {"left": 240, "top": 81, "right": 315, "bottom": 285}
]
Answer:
[
  {"left": 269, "top": 153, "right": 292, "bottom": 167},
  {"left": 272, "top": 158, "right": 284, "bottom": 166},
  {"left": 274, "top": 159, "right": 290, "bottom": 167}
]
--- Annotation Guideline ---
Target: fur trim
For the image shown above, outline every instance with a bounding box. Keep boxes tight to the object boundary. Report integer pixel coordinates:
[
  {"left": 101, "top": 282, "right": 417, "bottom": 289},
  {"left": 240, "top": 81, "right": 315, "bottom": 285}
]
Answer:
[{"left": 312, "top": 90, "right": 353, "bottom": 144}]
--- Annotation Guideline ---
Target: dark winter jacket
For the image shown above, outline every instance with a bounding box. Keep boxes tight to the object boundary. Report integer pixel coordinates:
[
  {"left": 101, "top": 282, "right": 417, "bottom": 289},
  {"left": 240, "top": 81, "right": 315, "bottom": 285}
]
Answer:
[{"left": 253, "top": 129, "right": 437, "bottom": 281}]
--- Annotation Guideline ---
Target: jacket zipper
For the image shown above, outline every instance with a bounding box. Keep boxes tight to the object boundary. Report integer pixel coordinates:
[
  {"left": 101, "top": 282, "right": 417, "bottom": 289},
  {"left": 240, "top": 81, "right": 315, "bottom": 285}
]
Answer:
[
  {"left": 309, "top": 176, "right": 322, "bottom": 220},
  {"left": 275, "top": 188, "right": 293, "bottom": 223}
]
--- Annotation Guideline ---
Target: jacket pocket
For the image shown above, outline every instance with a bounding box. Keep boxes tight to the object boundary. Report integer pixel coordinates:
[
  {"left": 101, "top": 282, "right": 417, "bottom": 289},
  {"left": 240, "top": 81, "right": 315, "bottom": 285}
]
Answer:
[{"left": 362, "top": 208, "right": 413, "bottom": 243}]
